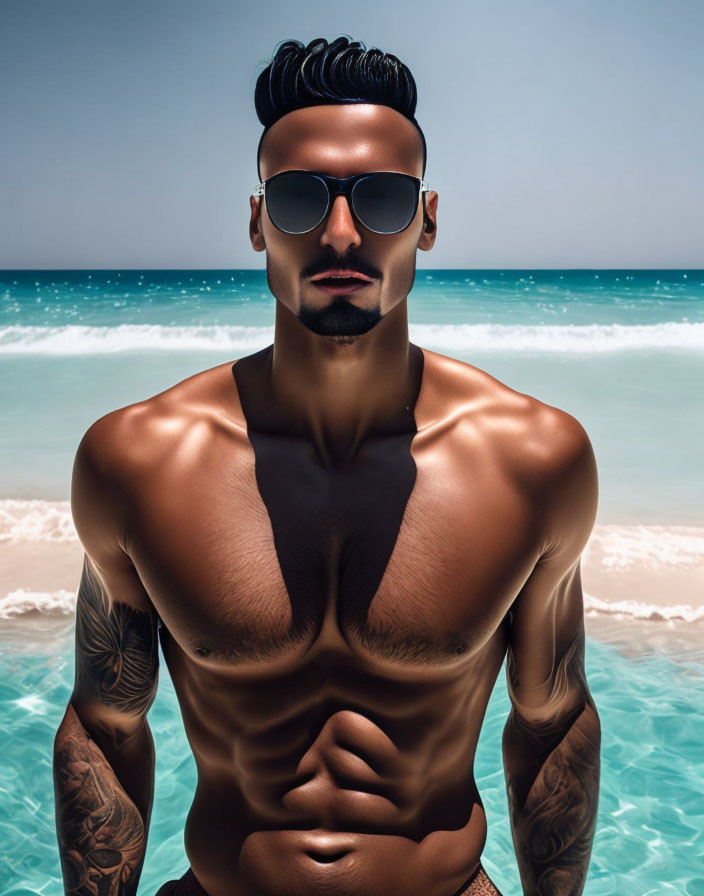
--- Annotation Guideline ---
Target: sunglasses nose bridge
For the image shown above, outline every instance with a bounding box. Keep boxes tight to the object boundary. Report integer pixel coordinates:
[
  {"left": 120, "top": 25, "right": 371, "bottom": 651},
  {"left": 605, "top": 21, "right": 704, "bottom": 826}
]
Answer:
[
  {"left": 318, "top": 181, "right": 363, "bottom": 250},
  {"left": 325, "top": 179, "right": 357, "bottom": 219},
  {"left": 330, "top": 178, "right": 349, "bottom": 199}
]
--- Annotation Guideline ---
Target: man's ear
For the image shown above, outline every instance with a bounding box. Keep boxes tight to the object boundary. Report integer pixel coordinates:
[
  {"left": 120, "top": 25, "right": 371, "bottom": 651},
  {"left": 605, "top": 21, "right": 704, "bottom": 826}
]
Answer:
[
  {"left": 417, "top": 191, "right": 438, "bottom": 251},
  {"left": 249, "top": 195, "right": 266, "bottom": 252}
]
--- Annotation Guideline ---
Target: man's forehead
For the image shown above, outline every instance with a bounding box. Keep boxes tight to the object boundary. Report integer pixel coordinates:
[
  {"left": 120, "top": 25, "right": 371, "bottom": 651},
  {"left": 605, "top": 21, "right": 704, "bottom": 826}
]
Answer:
[{"left": 258, "top": 104, "right": 424, "bottom": 180}]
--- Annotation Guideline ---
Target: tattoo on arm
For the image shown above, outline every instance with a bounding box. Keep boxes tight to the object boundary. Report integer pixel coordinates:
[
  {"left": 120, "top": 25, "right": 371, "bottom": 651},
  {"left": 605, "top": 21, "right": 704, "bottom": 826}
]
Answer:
[
  {"left": 504, "top": 627, "right": 601, "bottom": 895},
  {"left": 54, "top": 557, "right": 158, "bottom": 894},
  {"left": 74, "top": 557, "right": 158, "bottom": 718},
  {"left": 54, "top": 705, "right": 146, "bottom": 896},
  {"left": 512, "top": 701, "right": 600, "bottom": 895}
]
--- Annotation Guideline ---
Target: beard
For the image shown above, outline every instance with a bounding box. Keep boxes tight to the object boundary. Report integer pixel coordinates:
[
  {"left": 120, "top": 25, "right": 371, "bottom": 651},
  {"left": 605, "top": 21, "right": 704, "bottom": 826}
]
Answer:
[{"left": 296, "top": 296, "right": 383, "bottom": 338}]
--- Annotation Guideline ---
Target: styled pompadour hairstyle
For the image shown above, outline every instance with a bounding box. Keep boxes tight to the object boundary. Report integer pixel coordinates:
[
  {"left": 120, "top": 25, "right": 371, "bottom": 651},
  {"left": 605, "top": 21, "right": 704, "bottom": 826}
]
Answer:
[{"left": 254, "top": 36, "right": 427, "bottom": 178}]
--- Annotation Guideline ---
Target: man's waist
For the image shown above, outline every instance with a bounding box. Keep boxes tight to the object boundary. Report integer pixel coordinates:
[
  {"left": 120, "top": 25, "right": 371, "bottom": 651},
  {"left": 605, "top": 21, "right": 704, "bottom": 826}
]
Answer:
[{"left": 183, "top": 821, "right": 488, "bottom": 896}]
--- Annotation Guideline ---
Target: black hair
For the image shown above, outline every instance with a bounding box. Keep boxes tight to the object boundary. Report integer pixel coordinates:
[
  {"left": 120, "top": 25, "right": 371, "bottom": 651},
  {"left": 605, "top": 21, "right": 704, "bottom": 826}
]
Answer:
[{"left": 254, "top": 36, "right": 426, "bottom": 178}]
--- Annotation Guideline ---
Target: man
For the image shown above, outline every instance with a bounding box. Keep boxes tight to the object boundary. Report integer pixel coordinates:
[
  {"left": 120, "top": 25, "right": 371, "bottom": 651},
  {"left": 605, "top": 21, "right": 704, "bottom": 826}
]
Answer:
[{"left": 53, "top": 36, "right": 601, "bottom": 896}]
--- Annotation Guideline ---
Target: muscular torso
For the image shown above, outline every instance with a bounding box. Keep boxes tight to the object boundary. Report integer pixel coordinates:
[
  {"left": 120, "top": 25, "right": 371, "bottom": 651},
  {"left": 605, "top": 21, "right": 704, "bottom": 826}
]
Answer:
[{"left": 117, "top": 345, "right": 549, "bottom": 896}]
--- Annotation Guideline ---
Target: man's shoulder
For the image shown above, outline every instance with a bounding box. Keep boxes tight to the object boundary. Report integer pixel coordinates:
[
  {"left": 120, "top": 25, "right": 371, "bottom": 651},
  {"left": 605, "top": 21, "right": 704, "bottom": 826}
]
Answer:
[
  {"left": 76, "top": 360, "right": 244, "bottom": 476},
  {"left": 427, "top": 349, "right": 598, "bottom": 557},
  {"left": 423, "top": 348, "right": 593, "bottom": 482}
]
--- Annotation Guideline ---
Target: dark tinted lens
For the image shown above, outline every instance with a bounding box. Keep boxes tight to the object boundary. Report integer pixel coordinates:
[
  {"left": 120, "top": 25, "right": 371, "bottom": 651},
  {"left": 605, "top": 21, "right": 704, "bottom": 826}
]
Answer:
[
  {"left": 351, "top": 174, "right": 418, "bottom": 233},
  {"left": 265, "top": 173, "right": 329, "bottom": 233}
]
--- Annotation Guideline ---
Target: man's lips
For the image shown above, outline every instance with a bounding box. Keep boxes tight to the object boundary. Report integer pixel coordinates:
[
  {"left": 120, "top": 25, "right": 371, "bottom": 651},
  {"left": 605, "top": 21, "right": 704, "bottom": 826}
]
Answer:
[
  {"left": 310, "top": 269, "right": 374, "bottom": 282},
  {"left": 309, "top": 269, "right": 375, "bottom": 295}
]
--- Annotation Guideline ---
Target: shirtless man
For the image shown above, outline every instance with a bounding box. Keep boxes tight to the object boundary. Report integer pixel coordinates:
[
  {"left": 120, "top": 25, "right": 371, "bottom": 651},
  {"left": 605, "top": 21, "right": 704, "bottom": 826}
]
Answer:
[{"left": 53, "top": 36, "right": 601, "bottom": 896}]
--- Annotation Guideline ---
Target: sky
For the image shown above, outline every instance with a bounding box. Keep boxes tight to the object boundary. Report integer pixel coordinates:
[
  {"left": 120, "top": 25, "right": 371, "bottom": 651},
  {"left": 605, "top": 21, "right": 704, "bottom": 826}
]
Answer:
[{"left": 1, "top": 0, "right": 703, "bottom": 269}]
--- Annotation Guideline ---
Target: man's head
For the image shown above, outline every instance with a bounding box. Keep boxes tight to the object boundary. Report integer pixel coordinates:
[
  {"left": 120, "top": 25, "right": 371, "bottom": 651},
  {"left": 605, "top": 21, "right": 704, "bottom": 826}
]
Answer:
[{"left": 249, "top": 37, "right": 438, "bottom": 341}]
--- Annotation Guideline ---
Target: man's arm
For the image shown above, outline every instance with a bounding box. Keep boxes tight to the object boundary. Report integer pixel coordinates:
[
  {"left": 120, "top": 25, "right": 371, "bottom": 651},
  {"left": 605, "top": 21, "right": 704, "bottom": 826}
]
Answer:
[
  {"left": 502, "top": 413, "right": 601, "bottom": 896},
  {"left": 53, "top": 417, "right": 159, "bottom": 896}
]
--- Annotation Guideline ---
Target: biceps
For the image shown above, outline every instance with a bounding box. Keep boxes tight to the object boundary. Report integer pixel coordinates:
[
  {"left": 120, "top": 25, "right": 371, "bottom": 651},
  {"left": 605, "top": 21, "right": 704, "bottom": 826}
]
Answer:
[
  {"left": 73, "top": 553, "right": 159, "bottom": 730},
  {"left": 506, "top": 558, "right": 589, "bottom": 728}
]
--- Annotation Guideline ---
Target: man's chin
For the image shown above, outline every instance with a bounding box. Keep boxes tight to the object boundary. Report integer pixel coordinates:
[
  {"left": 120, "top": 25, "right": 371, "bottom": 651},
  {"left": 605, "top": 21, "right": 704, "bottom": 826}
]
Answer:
[{"left": 297, "top": 300, "right": 383, "bottom": 338}]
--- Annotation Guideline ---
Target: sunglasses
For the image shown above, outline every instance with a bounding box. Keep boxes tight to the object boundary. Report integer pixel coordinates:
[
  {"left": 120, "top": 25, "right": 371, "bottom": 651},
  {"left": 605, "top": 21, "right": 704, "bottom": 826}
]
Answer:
[{"left": 254, "top": 170, "right": 429, "bottom": 236}]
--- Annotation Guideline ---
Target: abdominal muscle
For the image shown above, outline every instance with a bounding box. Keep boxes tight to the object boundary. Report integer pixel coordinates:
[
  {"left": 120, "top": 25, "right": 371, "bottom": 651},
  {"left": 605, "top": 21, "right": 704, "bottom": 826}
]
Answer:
[
  {"left": 185, "top": 789, "right": 487, "bottom": 896},
  {"left": 180, "top": 710, "right": 488, "bottom": 896}
]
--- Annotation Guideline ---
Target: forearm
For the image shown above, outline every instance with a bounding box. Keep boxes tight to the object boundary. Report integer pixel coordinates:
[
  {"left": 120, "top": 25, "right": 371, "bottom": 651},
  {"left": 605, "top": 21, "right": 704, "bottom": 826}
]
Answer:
[
  {"left": 53, "top": 702, "right": 154, "bottom": 895},
  {"left": 502, "top": 696, "right": 601, "bottom": 896}
]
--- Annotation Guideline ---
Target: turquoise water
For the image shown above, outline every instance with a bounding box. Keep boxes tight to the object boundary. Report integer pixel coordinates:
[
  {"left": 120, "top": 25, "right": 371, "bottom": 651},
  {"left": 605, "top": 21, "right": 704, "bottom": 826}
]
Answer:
[
  {"left": 2, "top": 629, "right": 703, "bottom": 896},
  {"left": 2, "top": 269, "right": 704, "bottom": 894},
  {"left": 3, "top": 269, "right": 703, "bottom": 327}
]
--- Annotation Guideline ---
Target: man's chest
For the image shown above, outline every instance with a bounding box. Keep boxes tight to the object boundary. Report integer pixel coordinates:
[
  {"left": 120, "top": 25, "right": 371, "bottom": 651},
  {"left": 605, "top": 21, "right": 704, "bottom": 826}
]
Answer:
[{"left": 127, "top": 423, "right": 540, "bottom": 665}]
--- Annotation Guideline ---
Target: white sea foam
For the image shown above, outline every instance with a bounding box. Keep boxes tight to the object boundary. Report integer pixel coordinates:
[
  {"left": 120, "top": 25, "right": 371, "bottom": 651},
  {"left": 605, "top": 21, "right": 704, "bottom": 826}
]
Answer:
[
  {"left": 412, "top": 321, "right": 704, "bottom": 353},
  {"left": 0, "top": 499, "right": 77, "bottom": 544},
  {"left": 582, "top": 525, "right": 704, "bottom": 570},
  {"left": 583, "top": 592, "right": 704, "bottom": 623},
  {"left": 0, "top": 324, "right": 273, "bottom": 355},
  {"left": 1, "top": 321, "right": 704, "bottom": 355},
  {"left": 0, "top": 588, "right": 77, "bottom": 618}
]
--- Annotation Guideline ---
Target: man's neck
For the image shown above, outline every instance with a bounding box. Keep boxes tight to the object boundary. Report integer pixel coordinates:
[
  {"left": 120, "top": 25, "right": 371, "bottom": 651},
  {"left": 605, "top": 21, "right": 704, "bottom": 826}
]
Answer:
[{"left": 269, "top": 299, "right": 420, "bottom": 466}]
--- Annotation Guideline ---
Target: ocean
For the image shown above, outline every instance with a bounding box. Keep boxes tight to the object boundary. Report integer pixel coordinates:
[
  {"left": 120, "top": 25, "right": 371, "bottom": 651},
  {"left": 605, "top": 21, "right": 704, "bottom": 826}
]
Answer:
[{"left": 1, "top": 269, "right": 703, "bottom": 895}]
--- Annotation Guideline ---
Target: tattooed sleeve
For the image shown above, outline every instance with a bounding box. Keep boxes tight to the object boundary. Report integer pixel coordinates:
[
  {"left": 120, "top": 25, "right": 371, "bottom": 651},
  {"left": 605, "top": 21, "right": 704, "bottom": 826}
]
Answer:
[
  {"left": 54, "top": 554, "right": 159, "bottom": 896},
  {"left": 503, "top": 585, "right": 601, "bottom": 896},
  {"left": 73, "top": 554, "right": 159, "bottom": 723},
  {"left": 54, "top": 703, "right": 147, "bottom": 896}
]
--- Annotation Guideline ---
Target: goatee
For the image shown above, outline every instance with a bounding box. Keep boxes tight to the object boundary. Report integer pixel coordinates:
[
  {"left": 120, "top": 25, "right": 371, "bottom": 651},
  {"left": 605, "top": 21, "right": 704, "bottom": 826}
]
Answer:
[{"left": 297, "top": 298, "right": 382, "bottom": 338}]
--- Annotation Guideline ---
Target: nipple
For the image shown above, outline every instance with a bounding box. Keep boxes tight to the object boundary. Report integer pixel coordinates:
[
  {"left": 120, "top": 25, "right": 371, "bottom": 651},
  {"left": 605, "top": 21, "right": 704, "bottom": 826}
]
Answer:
[{"left": 195, "top": 646, "right": 211, "bottom": 657}]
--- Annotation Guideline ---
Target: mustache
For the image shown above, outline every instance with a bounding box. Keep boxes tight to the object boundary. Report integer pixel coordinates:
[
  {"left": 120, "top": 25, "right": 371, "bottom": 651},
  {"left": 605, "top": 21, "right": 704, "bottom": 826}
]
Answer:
[{"left": 301, "top": 255, "right": 382, "bottom": 281}]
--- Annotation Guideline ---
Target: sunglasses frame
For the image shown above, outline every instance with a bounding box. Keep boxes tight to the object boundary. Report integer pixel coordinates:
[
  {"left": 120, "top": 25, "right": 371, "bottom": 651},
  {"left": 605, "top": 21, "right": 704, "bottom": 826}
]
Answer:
[{"left": 253, "top": 170, "right": 430, "bottom": 235}]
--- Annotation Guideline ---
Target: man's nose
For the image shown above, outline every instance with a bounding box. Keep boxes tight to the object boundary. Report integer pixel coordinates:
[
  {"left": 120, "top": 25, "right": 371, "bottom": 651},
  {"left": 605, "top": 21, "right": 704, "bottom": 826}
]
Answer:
[{"left": 319, "top": 195, "right": 362, "bottom": 254}]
